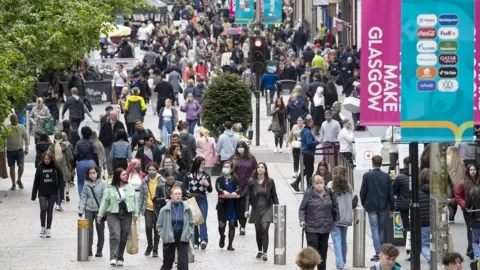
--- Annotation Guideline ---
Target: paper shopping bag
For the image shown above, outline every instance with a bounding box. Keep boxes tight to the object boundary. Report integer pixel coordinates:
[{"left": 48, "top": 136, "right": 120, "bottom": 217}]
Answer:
[
  {"left": 126, "top": 219, "right": 139, "bottom": 255},
  {"left": 187, "top": 197, "right": 204, "bottom": 226}
]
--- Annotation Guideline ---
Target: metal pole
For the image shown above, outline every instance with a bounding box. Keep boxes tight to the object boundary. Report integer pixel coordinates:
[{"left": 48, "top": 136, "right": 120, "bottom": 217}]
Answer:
[
  {"left": 255, "top": 0, "right": 262, "bottom": 23},
  {"left": 353, "top": 207, "right": 366, "bottom": 267},
  {"left": 25, "top": 110, "right": 30, "bottom": 145},
  {"left": 77, "top": 219, "right": 89, "bottom": 261},
  {"left": 266, "top": 89, "right": 271, "bottom": 116},
  {"left": 409, "top": 142, "right": 421, "bottom": 269},
  {"left": 254, "top": 91, "right": 261, "bottom": 146},
  {"left": 189, "top": 239, "right": 195, "bottom": 262},
  {"left": 273, "top": 205, "right": 287, "bottom": 265},
  {"left": 429, "top": 143, "right": 449, "bottom": 270},
  {"left": 167, "top": 134, "right": 171, "bottom": 148},
  {"left": 300, "top": 153, "right": 305, "bottom": 192}
]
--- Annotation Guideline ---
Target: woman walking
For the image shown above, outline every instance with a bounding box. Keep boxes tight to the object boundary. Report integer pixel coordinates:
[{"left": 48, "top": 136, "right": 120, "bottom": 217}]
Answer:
[
  {"left": 244, "top": 162, "right": 279, "bottom": 261},
  {"left": 230, "top": 141, "right": 257, "bottom": 235},
  {"left": 78, "top": 165, "right": 106, "bottom": 257},
  {"left": 158, "top": 98, "right": 177, "bottom": 147},
  {"left": 196, "top": 128, "right": 217, "bottom": 176},
  {"left": 180, "top": 93, "right": 201, "bottom": 135},
  {"left": 30, "top": 97, "right": 52, "bottom": 144},
  {"left": 299, "top": 175, "right": 339, "bottom": 270},
  {"left": 126, "top": 159, "right": 146, "bottom": 191},
  {"left": 159, "top": 155, "right": 184, "bottom": 182},
  {"left": 48, "top": 132, "right": 74, "bottom": 211},
  {"left": 156, "top": 186, "right": 194, "bottom": 270},
  {"left": 314, "top": 161, "right": 333, "bottom": 185},
  {"left": 31, "top": 152, "right": 64, "bottom": 238},
  {"left": 97, "top": 168, "right": 139, "bottom": 266},
  {"left": 138, "top": 162, "right": 161, "bottom": 257},
  {"left": 110, "top": 129, "right": 132, "bottom": 170},
  {"left": 327, "top": 173, "right": 357, "bottom": 269},
  {"left": 183, "top": 157, "right": 212, "bottom": 249},
  {"left": 270, "top": 97, "right": 286, "bottom": 153},
  {"left": 288, "top": 116, "right": 304, "bottom": 178},
  {"left": 215, "top": 161, "right": 240, "bottom": 251},
  {"left": 74, "top": 126, "right": 99, "bottom": 197}
]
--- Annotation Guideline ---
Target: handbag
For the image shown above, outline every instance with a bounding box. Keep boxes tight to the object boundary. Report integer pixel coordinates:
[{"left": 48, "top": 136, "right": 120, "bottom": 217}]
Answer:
[
  {"left": 186, "top": 197, "right": 204, "bottom": 226},
  {"left": 126, "top": 219, "right": 139, "bottom": 255},
  {"left": 44, "top": 119, "right": 55, "bottom": 136},
  {"left": 89, "top": 186, "right": 107, "bottom": 222},
  {"left": 292, "top": 140, "right": 301, "bottom": 149}
]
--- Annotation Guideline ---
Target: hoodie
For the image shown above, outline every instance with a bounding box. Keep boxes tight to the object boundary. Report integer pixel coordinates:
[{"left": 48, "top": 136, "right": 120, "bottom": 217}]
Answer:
[
  {"left": 78, "top": 179, "right": 107, "bottom": 213},
  {"left": 300, "top": 126, "right": 319, "bottom": 154},
  {"left": 216, "top": 130, "right": 239, "bottom": 161},
  {"left": 371, "top": 262, "right": 403, "bottom": 270},
  {"left": 31, "top": 162, "right": 63, "bottom": 200},
  {"left": 179, "top": 131, "right": 197, "bottom": 157}
]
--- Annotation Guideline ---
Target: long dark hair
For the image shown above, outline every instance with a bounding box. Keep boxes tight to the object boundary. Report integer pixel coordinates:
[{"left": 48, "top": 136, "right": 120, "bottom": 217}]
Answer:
[
  {"left": 251, "top": 162, "right": 270, "bottom": 184},
  {"left": 85, "top": 165, "right": 101, "bottom": 182},
  {"left": 111, "top": 168, "right": 126, "bottom": 187},
  {"left": 115, "top": 129, "right": 129, "bottom": 142},
  {"left": 190, "top": 156, "right": 205, "bottom": 175},
  {"left": 234, "top": 141, "right": 252, "bottom": 159},
  {"left": 332, "top": 174, "right": 351, "bottom": 195},
  {"left": 464, "top": 164, "right": 479, "bottom": 193},
  {"left": 274, "top": 97, "right": 285, "bottom": 111}
]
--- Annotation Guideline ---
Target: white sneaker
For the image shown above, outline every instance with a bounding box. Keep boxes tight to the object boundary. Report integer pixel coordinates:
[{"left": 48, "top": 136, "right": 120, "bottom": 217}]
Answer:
[
  {"left": 110, "top": 259, "right": 117, "bottom": 266},
  {"left": 40, "top": 227, "right": 46, "bottom": 238},
  {"left": 45, "top": 229, "right": 51, "bottom": 238},
  {"left": 278, "top": 148, "right": 282, "bottom": 153},
  {"left": 116, "top": 260, "right": 124, "bottom": 266},
  {"left": 273, "top": 147, "right": 277, "bottom": 153}
]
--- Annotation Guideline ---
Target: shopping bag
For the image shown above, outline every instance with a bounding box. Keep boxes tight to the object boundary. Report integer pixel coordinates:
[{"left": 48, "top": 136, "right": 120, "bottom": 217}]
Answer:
[
  {"left": 44, "top": 119, "right": 55, "bottom": 135},
  {"left": 126, "top": 219, "right": 139, "bottom": 255},
  {"left": 186, "top": 197, "right": 204, "bottom": 226},
  {"left": 343, "top": 96, "right": 360, "bottom": 113}
]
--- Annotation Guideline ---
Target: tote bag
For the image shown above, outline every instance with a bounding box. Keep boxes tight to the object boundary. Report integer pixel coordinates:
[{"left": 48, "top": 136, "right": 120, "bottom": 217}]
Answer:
[
  {"left": 186, "top": 197, "right": 204, "bottom": 226},
  {"left": 126, "top": 219, "right": 139, "bottom": 255}
]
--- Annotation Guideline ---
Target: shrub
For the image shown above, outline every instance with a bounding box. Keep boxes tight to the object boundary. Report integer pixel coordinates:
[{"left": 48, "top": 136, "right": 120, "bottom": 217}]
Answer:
[{"left": 202, "top": 72, "right": 252, "bottom": 138}]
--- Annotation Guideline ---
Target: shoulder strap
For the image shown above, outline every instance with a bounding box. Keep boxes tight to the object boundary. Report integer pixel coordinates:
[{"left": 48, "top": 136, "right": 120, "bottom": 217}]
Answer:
[{"left": 89, "top": 185, "right": 101, "bottom": 207}]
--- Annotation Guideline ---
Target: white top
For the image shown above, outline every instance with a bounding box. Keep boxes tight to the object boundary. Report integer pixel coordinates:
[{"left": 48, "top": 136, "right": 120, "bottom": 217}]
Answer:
[
  {"left": 112, "top": 70, "right": 128, "bottom": 88},
  {"left": 129, "top": 173, "right": 142, "bottom": 191},
  {"left": 385, "top": 126, "right": 400, "bottom": 153},
  {"left": 163, "top": 108, "right": 173, "bottom": 119},
  {"left": 338, "top": 128, "right": 354, "bottom": 153},
  {"left": 137, "top": 26, "right": 149, "bottom": 41},
  {"left": 313, "top": 93, "right": 325, "bottom": 107}
]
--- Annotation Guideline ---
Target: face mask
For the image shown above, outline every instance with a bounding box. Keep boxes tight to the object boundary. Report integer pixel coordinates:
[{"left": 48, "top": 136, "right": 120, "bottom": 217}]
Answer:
[
  {"left": 149, "top": 172, "right": 157, "bottom": 178},
  {"left": 165, "top": 165, "right": 173, "bottom": 170},
  {"left": 222, "top": 168, "right": 231, "bottom": 175},
  {"left": 238, "top": 148, "right": 245, "bottom": 154},
  {"left": 199, "top": 168, "right": 205, "bottom": 173}
]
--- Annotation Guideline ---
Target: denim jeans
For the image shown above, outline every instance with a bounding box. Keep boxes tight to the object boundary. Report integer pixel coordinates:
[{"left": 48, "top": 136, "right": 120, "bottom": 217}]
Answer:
[
  {"left": 162, "top": 120, "right": 173, "bottom": 148},
  {"left": 368, "top": 211, "right": 386, "bottom": 255},
  {"left": 194, "top": 196, "right": 208, "bottom": 243},
  {"left": 472, "top": 228, "right": 480, "bottom": 260},
  {"left": 187, "top": 119, "right": 197, "bottom": 135},
  {"left": 331, "top": 225, "right": 348, "bottom": 268},
  {"left": 421, "top": 226, "right": 431, "bottom": 263}
]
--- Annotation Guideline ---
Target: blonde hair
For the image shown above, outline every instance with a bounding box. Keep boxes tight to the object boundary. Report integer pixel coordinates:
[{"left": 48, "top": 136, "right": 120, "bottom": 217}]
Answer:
[
  {"left": 296, "top": 247, "right": 322, "bottom": 270},
  {"left": 293, "top": 85, "right": 302, "bottom": 93},
  {"left": 53, "top": 132, "right": 63, "bottom": 161},
  {"left": 199, "top": 128, "right": 209, "bottom": 142},
  {"left": 187, "top": 79, "right": 195, "bottom": 87},
  {"left": 447, "top": 146, "right": 461, "bottom": 168}
]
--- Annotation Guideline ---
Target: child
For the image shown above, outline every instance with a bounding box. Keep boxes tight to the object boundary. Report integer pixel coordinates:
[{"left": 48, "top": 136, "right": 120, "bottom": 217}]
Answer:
[
  {"left": 78, "top": 165, "right": 106, "bottom": 257},
  {"left": 31, "top": 152, "right": 64, "bottom": 238}
]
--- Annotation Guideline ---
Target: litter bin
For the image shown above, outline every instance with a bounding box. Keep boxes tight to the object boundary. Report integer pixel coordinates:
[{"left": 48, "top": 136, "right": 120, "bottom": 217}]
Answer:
[
  {"left": 384, "top": 211, "right": 406, "bottom": 246},
  {"left": 276, "top": 80, "right": 297, "bottom": 95}
]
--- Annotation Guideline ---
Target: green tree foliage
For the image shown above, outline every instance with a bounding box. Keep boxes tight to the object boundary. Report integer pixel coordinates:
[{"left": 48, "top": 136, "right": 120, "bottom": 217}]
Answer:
[
  {"left": 202, "top": 72, "right": 253, "bottom": 138},
  {"left": 0, "top": 0, "right": 147, "bottom": 141}
]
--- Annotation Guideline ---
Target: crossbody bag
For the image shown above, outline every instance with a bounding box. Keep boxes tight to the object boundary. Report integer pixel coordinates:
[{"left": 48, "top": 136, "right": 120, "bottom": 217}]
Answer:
[{"left": 89, "top": 185, "right": 106, "bottom": 222}]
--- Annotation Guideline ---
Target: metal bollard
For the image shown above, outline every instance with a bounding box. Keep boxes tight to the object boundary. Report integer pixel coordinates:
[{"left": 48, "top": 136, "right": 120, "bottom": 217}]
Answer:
[
  {"left": 353, "top": 207, "right": 366, "bottom": 267},
  {"left": 285, "top": 120, "right": 291, "bottom": 140},
  {"left": 266, "top": 90, "right": 271, "bottom": 116},
  {"left": 77, "top": 219, "right": 89, "bottom": 261},
  {"left": 188, "top": 239, "right": 195, "bottom": 262},
  {"left": 166, "top": 134, "right": 171, "bottom": 148},
  {"left": 273, "top": 205, "right": 287, "bottom": 265},
  {"left": 300, "top": 154, "right": 304, "bottom": 192}
]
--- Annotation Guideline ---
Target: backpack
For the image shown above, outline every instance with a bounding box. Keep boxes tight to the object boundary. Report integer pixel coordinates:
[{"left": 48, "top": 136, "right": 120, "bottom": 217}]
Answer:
[{"left": 83, "top": 97, "right": 93, "bottom": 112}]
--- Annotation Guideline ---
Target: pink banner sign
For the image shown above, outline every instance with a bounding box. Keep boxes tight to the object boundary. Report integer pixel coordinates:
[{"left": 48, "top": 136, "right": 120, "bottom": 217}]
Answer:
[
  {"left": 230, "top": 0, "right": 236, "bottom": 17},
  {"left": 360, "top": 0, "right": 401, "bottom": 126},
  {"left": 475, "top": 1, "right": 480, "bottom": 124}
]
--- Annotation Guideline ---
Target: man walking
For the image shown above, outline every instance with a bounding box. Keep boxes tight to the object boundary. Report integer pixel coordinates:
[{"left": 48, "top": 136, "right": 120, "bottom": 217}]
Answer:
[
  {"left": 99, "top": 111, "right": 125, "bottom": 177},
  {"left": 216, "top": 121, "right": 238, "bottom": 167},
  {"left": 360, "top": 155, "right": 395, "bottom": 262},
  {"left": 61, "top": 87, "right": 94, "bottom": 131},
  {"left": 5, "top": 114, "right": 28, "bottom": 190}
]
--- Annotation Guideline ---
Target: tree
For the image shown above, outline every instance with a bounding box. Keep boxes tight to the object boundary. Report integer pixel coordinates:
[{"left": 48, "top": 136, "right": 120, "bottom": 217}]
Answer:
[
  {"left": 202, "top": 72, "right": 253, "bottom": 138},
  {"left": 0, "top": 0, "right": 148, "bottom": 141}
]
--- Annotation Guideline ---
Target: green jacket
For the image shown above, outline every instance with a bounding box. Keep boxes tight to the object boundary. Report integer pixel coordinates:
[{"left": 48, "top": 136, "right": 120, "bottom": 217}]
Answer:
[
  {"left": 97, "top": 183, "right": 139, "bottom": 218},
  {"left": 156, "top": 201, "right": 194, "bottom": 244}
]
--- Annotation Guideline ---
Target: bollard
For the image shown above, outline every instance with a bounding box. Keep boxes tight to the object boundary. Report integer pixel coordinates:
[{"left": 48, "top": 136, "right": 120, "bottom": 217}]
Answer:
[
  {"left": 273, "top": 205, "right": 287, "bottom": 265},
  {"left": 25, "top": 111, "right": 30, "bottom": 144},
  {"left": 266, "top": 90, "right": 271, "bottom": 116},
  {"left": 300, "top": 154, "right": 304, "bottom": 192},
  {"left": 285, "top": 120, "right": 291, "bottom": 141},
  {"left": 188, "top": 239, "right": 195, "bottom": 262},
  {"left": 77, "top": 219, "right": 89, "bottom": 261},
  {"left": 166, "top": 134, "right": 171, "bottom": 148},
  {"left": 353, "top": 207, "right": 366, "bottom": 267}
]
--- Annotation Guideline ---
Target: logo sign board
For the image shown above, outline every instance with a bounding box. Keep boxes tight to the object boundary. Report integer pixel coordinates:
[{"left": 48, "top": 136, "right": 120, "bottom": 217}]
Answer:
[
  {"left": 437, "top": 79, "right": 459, "bottom": 92},
  {"left": 417, "top": 14, "right": 438, "bottom": 26},
  {"left": 417, "top": 54, "right": 437, "bottom": 65},
  {"left": 354, "top": 137, "right": 383, "bottom": 170},
  {"left": 417, "top": 28, "right": 437, "bottom": 38},
  {"left": 439, "top": 14, "right": 459, "bottom": 25},
  {"left": 438, "top": 27, "right": 459, "bottom": 39},
  {"left": 438, "top": 54, "right": 458, "bottom": 64},
  {"left": 416, "top": 80, "right": 437, "bottom": 91},
  {"left": 438, "top": 40, "right": 459, "bottom": 52},
  {"left": 416, "top": 67, "right": 437, "bottom": 78},
  {"left": 438, "top": 67, "right": 458, "bottom": 78},
  {"left": 417, "top": 40, "right": 438, "bottom": 52}
]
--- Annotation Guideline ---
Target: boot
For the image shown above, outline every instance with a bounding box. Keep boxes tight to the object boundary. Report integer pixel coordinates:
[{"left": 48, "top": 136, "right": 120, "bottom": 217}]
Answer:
[
  {"left": 95, "top": 248, "right": 103, "bottom": 257},
  {"left": 290, "top": 180, "right": 300, "bottom": 192}
]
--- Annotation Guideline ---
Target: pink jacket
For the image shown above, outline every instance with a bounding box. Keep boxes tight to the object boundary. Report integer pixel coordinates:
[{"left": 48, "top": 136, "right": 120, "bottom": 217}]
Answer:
[{"left": 196, "top": 136, "right": 218, "bottom": 168}]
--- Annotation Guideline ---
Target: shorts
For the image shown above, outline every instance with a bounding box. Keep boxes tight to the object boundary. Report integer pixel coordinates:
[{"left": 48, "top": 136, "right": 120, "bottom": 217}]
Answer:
[{"left": 7, "top": 149, "right": 24, "bottom": 167}]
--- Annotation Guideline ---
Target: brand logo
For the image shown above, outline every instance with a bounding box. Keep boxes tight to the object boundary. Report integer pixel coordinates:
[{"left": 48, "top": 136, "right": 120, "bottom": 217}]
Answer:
[
  {"left": 416, "top": 67, "right": 437, "bottom": 79},
  {"left": 438, "top": 14, "right": 459, "bottom": 26},
  {"left": 438, "top": 54, "right": 458, "bottom": 65},
  {"left": 438, "top": 41, "right": 458, "bottom": 52},
  {"left": 438, "top": 27, "right": 459, "bottom": 39},
  {"left": 417, "top": 28, "right": 437, "bottom": 39},
  {"left": 417, "top": 41, "right": 438, "bottom": 53},
  {"left": 438, "top": 79, "right": 459, "bottom": 92},
  {"left": 417, "top": 54, "right": 437, "bottom": 66},
  {"left": 416, "top": 80, "right": 436, "bottom": 91},
  {"left": 438, "top": 67, "right": 458, "bottom": 78},
  {"left": 417, "top": 14, "right": 438, "bottom": 27}
]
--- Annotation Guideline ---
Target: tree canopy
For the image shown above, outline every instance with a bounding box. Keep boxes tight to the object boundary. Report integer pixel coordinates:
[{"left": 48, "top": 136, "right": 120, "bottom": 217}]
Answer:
[{"left": 0, "top": 0, "right": 147, "bottom": 141}]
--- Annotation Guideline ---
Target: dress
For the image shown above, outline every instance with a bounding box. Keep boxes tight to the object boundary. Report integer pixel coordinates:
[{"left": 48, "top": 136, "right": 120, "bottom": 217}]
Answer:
[
  {"left": 224, "top": 178, "right": 237, "bottom": 220},
  {"left": 248, "top": 183, "right": 273, "bottom": 224}
]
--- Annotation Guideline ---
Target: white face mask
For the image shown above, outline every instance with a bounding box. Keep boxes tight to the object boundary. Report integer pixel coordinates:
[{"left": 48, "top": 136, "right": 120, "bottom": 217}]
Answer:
[{"left": 237, "top": 148, "right": 245, "bottom": 154}]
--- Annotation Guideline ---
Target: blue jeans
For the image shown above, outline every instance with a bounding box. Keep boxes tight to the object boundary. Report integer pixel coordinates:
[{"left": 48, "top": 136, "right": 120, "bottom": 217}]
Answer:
[
  {"left": 421, "top": 226, "right": 431, "bottom": 263},
  {"left": 187, "top": 119, "right": 197, "bottom": 134},
  {"left": 472, "top": 228, "right": 480, "bottom": 260},
  {"left": 368, "top": 211, "right": 386, "bottom": 255},
  {"left": 162, "top": 120, "right": 173, "bottom": 148},
  {"left": 331, "top": 225, "right": 348, "bottom": 268},
  {"left": 194, "top": 196, "right": 208, "bottom": 243}
]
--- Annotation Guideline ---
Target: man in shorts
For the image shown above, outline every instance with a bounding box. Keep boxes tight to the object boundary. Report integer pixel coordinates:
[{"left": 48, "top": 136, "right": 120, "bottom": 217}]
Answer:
[{"left": 5, "top": 114, "right": 28, "bottom": 190}]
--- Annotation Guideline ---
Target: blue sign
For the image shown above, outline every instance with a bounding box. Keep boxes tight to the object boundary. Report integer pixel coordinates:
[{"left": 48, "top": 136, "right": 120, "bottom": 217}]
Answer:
[
  {"left": 400, "top": 0, "right": 474, "bottom": 142},
  {"left": 235, "top": 0, "right": 254, "bottom": 24},
  {"left": 263, "top": 0, "right": 282, "bottom": 25}
]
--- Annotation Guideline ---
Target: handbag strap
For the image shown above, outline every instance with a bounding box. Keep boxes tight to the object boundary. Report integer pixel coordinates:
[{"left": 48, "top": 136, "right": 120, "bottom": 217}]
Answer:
[
  {"left": 301, "top": 228, "right": 305, "bottom": 248},
  {"left": 89, "top": 185, "right": 100, "bottom": 207}
]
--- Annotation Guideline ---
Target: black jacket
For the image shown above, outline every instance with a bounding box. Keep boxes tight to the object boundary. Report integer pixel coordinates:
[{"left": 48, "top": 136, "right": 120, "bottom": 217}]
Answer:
[
  {"left": 393, "top": 168, "right": 411, "bottom": 211},
  {"left": 154, "top": 81, "right": 175, "bottom": 108},
  {"left": 244, "top": 178, "right": 279, "bottom": 212},
  {"left": 419, "top": 184, "right": 430, "bottom": 227},
  {"left": 62, "top": 96, "right": 85, "bottom": 121},
  {"left": 153, "top": 181, "right": 186, "bottom": 215},
  {"left": 302, "top": 48, "right": 315, "bottom": 64},
  {"left": 74, "top": 139, "right": 99, "bottom": 166},
  {"left": 135, "top": 145, "right": 164, "bottom": 172},
  {"left": 360, "top": 169, "right": 395, "bottom": 212},
  {"left": 137, "top": 80, "right": 152, "bottom": 101},
  {"left": 35, "top": 142, "right": 52, "bottom": 168},
  {"left": 307, "top": 80, "right": 326, "bottom": 101},
  {"left": 299, "top": 187, "right": 339, "bottom": 234},
  {"left": 62, "top": 128, "right": 80, "bottom": 150},
  {"left": 31, "top": 162, "right": 63, "bottom": 200},
  {"left": 130, "top": 128, "right": 154, "bottom": 151},
  {"left": 466, "top": 187, "right": 480, "bottom": 228},
  {"left": 99, "top": 121, "right": 126, "bottom": 147},
  {"left": 215, "top": 175, "right": 242, "bottom": 221},
  {"left": 168, "top": 144, "right": 193, "bottom": 171},
  {"left": 282, "top": 66, "right": 297, "bottom": 81}
]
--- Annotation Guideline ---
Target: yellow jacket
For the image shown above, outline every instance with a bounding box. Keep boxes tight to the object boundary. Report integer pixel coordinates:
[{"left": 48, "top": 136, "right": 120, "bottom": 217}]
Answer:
[{"left": 124, "top": 95, "right": 147, "bottom": 111}]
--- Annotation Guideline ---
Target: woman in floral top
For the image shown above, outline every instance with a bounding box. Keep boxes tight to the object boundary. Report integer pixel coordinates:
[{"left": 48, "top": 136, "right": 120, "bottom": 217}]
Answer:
[
  {"left": 229, "top": 141, "right": 257, "bottom": 235},
  {"left": 30, "top": 97, "right": 51, "bottom": 144}
]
